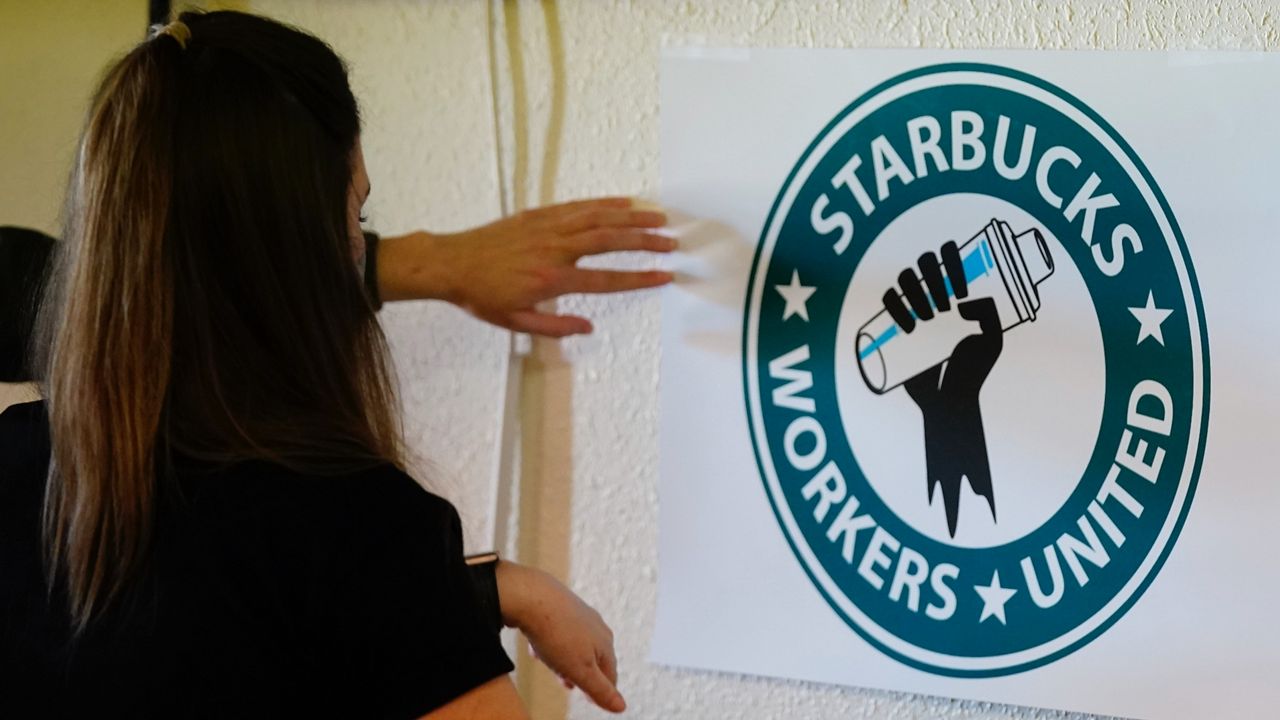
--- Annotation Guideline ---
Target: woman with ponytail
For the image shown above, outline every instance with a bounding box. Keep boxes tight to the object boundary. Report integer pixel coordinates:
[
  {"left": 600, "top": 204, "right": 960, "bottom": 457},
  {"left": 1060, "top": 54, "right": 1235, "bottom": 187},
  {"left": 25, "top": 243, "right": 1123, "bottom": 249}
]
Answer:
[{"left": 0, "top": 10, "right": 673, "bottom": 719}]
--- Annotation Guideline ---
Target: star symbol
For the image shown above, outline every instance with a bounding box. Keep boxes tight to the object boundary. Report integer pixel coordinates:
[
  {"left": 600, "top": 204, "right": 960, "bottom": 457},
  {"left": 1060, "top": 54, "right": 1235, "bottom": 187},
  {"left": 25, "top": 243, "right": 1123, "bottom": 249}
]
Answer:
[
  {"left": 974, "top": 570, "right": 1017, "bottom": 625},
  {"left": 774, "top": 270, "right": 816, "bottom": 322},
  {"left": 1128, "top": 291, "right": 1174, "bottom": 346}
]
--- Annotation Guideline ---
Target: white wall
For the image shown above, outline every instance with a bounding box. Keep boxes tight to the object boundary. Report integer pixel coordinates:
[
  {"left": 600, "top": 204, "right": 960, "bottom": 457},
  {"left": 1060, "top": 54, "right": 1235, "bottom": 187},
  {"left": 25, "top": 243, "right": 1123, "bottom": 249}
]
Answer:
[
  {"left": 243, "top": 0, "right": 515, "bottom": 553},
  {"left": 19, "top": 1, "right": 1264, "bottom": 718},
  {"left": 0, "top": 0, "right": 145, "bottom": 237},
  {"left": 0, "top": 0, "right": 144, "bottom": 412},
  {"left": 252, "top": 1, "right": 1279, "bottom": 719}
]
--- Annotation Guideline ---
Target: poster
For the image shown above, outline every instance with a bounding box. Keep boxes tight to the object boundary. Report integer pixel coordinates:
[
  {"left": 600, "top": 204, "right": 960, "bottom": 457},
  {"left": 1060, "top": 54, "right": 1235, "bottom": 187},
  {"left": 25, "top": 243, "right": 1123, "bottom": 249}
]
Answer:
[{"left": 653, "top": 49, "right": 1280, "bottom": 719}]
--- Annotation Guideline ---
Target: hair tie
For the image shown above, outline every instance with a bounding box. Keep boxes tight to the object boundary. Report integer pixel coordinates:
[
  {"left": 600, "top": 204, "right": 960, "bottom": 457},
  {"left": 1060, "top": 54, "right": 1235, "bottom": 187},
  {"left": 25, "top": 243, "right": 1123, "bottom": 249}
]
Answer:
[{"left": 154, "top": 20, "right": 191, "bottom": 50}]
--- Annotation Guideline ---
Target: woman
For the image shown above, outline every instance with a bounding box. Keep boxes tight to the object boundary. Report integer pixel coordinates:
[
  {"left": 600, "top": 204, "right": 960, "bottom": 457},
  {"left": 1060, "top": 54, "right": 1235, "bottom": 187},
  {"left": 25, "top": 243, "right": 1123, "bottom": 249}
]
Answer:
[{"left": 0, "top": 10, "right": 672, "bottom": 719}]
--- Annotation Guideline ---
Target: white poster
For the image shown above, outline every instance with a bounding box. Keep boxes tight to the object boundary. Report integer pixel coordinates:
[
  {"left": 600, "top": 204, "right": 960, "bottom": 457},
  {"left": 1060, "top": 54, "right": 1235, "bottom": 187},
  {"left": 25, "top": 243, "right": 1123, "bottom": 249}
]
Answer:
[{"left": 653, "top": 49, "right": 1280, "bottom": 720}]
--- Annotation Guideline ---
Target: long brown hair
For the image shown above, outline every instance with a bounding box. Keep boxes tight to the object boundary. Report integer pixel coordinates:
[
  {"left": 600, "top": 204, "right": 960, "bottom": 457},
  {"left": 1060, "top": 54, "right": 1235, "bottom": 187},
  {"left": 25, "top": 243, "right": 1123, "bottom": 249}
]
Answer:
[{"left": 37, "top": 10, "right": 403, "bottom": 634}]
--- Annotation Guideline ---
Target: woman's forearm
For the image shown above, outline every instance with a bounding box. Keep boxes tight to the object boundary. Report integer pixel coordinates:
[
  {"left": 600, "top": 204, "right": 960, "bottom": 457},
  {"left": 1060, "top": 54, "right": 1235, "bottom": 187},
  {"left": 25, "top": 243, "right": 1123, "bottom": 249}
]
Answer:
[
  {"left": 375, "top": 231, "right": 457, "bottom": 304},
  {"left": 491, "top": 559, "right": 626, "bottom": 713},
  {"left": 370, "top": 198, "right": 672, "bottom": 338}
]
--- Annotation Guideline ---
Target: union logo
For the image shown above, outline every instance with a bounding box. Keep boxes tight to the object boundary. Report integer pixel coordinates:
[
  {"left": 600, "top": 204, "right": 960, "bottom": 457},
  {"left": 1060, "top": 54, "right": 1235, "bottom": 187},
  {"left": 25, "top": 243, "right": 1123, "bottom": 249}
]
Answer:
[{"left": 743, "top": 64, "right": 1209, "bottom": 676}]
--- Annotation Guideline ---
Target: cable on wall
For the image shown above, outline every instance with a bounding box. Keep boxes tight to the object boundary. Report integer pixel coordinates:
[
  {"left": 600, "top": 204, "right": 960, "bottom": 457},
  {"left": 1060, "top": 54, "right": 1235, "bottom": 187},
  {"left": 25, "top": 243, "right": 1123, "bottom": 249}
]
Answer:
[
  {"left": 484, "top": 3, "right": 572, "bottom": 716},
  {"left": 485, "top": 0, "right": 524, "bottom": 559},
  {"left": 484, "top": 0, "right": 569, "bottom": 562}
]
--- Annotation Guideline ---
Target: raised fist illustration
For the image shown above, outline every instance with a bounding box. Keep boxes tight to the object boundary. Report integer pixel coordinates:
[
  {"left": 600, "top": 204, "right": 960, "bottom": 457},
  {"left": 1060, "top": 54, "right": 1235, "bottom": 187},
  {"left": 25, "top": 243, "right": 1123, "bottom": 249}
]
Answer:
[{"left": 882, "top": 240, "right": 1003, "bottom": 538}]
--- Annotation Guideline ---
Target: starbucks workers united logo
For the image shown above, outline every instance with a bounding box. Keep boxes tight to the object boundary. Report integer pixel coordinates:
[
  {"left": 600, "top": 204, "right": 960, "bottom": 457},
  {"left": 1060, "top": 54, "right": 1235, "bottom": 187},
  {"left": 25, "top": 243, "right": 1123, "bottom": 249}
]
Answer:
[{"left": 743, "top": 64, "right": 1208, "bottom": 676}]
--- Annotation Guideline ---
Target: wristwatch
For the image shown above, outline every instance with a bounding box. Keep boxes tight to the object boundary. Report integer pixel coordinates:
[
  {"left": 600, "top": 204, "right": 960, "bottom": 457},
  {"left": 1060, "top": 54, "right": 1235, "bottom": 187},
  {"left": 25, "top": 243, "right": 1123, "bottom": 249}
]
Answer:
[{"left": 464, "top": 552, "right": 503, "bottom": 634}]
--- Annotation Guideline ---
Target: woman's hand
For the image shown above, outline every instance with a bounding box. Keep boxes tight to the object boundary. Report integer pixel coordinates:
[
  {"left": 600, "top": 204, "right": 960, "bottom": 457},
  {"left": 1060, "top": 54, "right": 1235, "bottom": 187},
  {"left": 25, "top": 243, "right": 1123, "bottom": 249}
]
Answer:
[
  {"left": 495, "top": 561, "right": 625, "bottom": 713},
  {"left": 377, "top": 197, "right": 674, "bottom": 337}
]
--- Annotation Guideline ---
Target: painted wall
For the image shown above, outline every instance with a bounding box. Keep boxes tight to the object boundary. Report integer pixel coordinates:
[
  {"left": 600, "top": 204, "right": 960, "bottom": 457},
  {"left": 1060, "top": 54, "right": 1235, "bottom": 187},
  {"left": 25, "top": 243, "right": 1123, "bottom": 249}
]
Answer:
[
  {"left": 0, "top": 1, "right": 255, "bottom": 411},
  {"left": 6, "top": 1, "right": 1275, "bottom": 718},
  {"left": 252, "top": 1, "right": 1279, "bottom": 719},
  {"left": 0, "top": 0, "right": 144, "bottom": 236},
  {"left": 0, "top": 0, "right": 143, "bottom": 410}
]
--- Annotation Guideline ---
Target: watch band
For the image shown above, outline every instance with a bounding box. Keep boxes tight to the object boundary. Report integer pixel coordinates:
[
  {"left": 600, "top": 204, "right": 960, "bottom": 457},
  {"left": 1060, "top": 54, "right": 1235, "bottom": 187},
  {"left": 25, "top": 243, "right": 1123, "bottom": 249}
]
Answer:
[{"left": 464, "top": 552, "right": 503, "bottom": 634}]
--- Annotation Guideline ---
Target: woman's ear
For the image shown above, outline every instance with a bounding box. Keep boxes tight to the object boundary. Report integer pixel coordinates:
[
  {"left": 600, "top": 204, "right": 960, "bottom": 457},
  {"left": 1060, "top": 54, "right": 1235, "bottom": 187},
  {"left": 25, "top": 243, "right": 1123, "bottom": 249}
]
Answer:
[{"left": 348, "top": 141, "right": 371, "bottom": 265}]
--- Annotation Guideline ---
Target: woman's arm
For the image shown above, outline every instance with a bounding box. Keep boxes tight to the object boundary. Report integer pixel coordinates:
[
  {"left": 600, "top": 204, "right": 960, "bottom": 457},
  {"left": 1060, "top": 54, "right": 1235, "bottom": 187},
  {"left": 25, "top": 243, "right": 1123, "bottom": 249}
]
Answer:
[
  {"left": 376, "top": 196, "right": 674, "bottom": 338},
  {"left": 493, "top": 560, "right": 626, "bottom": 713},
  {"left": 0, "top": 198, "right": 674, "bottom": 374}
]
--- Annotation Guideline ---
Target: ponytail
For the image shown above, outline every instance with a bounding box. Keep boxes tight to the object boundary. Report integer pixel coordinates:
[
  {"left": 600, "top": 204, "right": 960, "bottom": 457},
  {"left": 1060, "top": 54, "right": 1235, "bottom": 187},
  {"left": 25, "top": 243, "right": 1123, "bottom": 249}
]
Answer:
[{"left": 41, "top": 31, "right": 183, "bottom": 633}]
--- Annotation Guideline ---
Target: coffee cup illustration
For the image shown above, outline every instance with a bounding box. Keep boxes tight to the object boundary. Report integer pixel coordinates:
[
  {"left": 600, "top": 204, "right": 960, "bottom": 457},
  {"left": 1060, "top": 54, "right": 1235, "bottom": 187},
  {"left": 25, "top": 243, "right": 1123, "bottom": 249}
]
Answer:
[{"left": 856, "top": 219, "right": 1054, "bottom": 394}]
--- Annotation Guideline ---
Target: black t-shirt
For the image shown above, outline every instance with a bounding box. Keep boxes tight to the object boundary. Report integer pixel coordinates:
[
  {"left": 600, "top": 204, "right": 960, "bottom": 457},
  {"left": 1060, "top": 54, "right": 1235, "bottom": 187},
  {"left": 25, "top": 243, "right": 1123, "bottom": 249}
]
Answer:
[
  {"left": 0, "top": 400, "right": 514, "bottom": 719},
  {"left": 0, "top": 226, "right": 54, "bottom": 382}
]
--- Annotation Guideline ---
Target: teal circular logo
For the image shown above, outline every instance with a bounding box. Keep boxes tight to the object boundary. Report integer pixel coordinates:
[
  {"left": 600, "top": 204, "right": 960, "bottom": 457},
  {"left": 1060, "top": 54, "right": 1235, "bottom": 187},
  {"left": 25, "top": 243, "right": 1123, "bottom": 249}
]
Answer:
[{"left": 743, "top": 64, "right": 1209, "bottom": 676}]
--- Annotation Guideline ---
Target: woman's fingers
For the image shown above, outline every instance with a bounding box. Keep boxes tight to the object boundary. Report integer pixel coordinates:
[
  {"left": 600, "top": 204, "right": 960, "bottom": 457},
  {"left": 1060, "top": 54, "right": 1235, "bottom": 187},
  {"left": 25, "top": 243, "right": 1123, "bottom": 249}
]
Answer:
[
  {"left": 568, "top": 228, "right": 677, "bottom": 258},
  {"left": 506, "top": 309, "right": 593, "bottom": 338},
  {"left": 599, "top": 645, "right": 618, "bottom": 686},
  {"left": 576, "top": 665, "right": 626, "bottom": 714},
  {"left": 558, "top": 268, "right": 673, "bottom": 295},
  {"left": 443, "top": 197, "right": 675, "bottom": 333},
  {"left": 520, "top": 197, "right": 632, "bottom": 224},
  {"left": 556, "top": 207, "right": 667, "bottom": 235},
  {"left": 544, "top": 196, "right": 633, "bottom": 217}
]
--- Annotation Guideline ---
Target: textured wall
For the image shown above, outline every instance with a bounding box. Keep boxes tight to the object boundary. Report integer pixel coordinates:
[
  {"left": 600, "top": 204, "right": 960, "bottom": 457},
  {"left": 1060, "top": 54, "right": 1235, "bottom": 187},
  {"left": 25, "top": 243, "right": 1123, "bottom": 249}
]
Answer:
[
  {"left": 257, "top": 2, "right": 1278, "bottom": 719},
  {"left": 0, "top": 0, "right": 144, "bottom": 412},
  {"left": 0, "top": 0, "right": 144, "bottom": 237},
  {"left": 249, "top": 0, "right": 513, "bottom": 550}
]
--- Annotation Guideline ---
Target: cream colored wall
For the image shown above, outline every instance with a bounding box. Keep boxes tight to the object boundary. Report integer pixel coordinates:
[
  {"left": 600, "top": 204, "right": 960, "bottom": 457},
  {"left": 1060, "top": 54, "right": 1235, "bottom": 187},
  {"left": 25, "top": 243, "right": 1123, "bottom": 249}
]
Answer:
[
  {"left": 7, "top": 1, "right": 1275, "bottom": 717},
  {"left": 0, "top": 0, "right": 143, "bottom": 235},
  {"left": 0, "top": 0, "right": 262, "bottom": 413},
  {"left": 0, "top": 0, "right": 142, "bottom": 410},
  {"left": 242, "top": 1, "right": 514, "bottom": 555},
  {"left": 252, "top": 1, "right": 1280, "bottom": 719}
]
